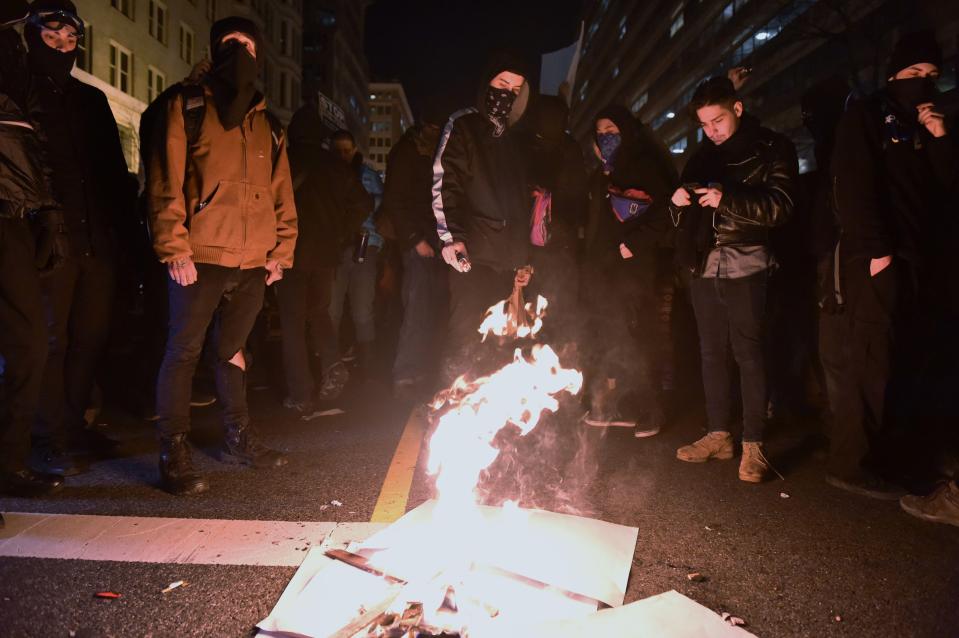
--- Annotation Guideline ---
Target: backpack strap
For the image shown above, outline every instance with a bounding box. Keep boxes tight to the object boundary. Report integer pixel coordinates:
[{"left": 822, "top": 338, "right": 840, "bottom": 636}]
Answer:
[{"left": 180, "top": 83, "right": 206, "bottom": 148}]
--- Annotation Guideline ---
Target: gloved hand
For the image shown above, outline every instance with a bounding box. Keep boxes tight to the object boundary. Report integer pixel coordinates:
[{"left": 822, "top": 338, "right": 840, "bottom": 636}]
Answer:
[{"left": 32, "top": 208, "right": 70, "bottom": 275}]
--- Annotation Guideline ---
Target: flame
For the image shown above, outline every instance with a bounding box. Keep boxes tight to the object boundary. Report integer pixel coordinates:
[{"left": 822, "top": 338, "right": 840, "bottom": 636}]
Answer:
[{"left": 478, "top": 295, "right": 548, "bottom": 341}]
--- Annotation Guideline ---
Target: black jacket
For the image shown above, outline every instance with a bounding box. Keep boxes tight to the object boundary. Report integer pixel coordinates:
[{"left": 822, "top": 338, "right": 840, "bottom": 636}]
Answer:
[
  {"left": 0, "top": 93, "right": 56, "bottom": 218},
  {"left": 287, "top": 107, "right": 372, "bottom": 270},
  {"left": 831, "top": 92, "right": 958, "bottom": 266},
  {"left": 432, "top": 56, "right": 533, "bottom": 272},
  {"left": 672, "top": 114, "right": 798, "bottom": 275},
  {"left": 585, "top": 105, "right": 676, "bottom": 261},
  {"left": 26, "top": 73, "right": 129, "bottom": 255},
  {"left": 381, "top": 124, "right": 439, "bottom": 252}
]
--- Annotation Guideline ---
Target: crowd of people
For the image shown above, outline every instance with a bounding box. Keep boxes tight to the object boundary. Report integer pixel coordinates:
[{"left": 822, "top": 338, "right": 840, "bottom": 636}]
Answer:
[{"left": 1, "top": 1, "right": 957, "bottom": 531}]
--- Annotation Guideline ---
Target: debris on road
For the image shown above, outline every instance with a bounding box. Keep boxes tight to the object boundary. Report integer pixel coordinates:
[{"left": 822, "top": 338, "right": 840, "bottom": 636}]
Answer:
[
  {"left": 686, "top": 572, "right": 707, "bottom": 582},
  {"left": 161, "top": 580, "right": 187, "bottom": 594},
  {"left": 834, "top": 615, "right": 843, "bottom": 622},
  {"left": 302, "top": 408, "right": 346, "bottom": 421},
  {"left": 331, "top": 500, "right": 343, "bottom": 507},
  {"left": 721, "top": 612, "right": 746, "bottom": 627},
  {"left": 780, "top": 492, "right": 791, "bottom": 499},
  {"left": 94, "top": 592, "right": 121, "bottom": 599}
]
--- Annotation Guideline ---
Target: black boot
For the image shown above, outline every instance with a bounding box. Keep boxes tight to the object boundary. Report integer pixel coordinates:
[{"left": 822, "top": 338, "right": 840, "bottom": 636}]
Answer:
[
  {"left": 30, "top": 445, "right": 85, "bottom": 477},
  {"left": 159, "top": 434, "right": 209, "bottom": 495},
  {"left": 220, "top": 421, "right": 288, "bottom": 468},
  {"left": 0, "top": 468, "right": 65, "bottom": 496}
]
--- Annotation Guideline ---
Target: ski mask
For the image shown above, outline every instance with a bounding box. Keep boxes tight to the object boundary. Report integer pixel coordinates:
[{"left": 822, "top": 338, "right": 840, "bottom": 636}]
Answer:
[
  {"left": 485, "top": 86, "right": 516, "bottom": 137},
  {"left": 24, "top": 4, "right": 83, "bottom": 82},
  {"left": 596, "top": 132, "right": 622, "bottom": 172},
  {"left": 887, "top": 76, "right": 938, "bottom": 112},
  {"left": 210, "top": 39, "right": 259, "bottom": 130}
]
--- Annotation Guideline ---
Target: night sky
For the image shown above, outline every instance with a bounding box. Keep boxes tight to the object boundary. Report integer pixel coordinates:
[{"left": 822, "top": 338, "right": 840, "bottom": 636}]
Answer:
[{"left": 365, "top": 0, "right": 584, "bottom": 119}]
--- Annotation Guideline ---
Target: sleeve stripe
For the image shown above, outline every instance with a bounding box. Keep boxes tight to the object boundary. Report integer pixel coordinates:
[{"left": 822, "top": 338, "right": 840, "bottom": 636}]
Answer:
[{"left": 431, "top": 107, "right": 476, "bottom": 245}]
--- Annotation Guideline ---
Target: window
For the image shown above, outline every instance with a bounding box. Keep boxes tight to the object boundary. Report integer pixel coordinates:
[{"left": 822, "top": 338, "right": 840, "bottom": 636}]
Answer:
[
  {"left": 670, "top": 12, "right": 684, "bottom": 37},
  {"left": 111, "top": 0, "right": 134, "bottom": 20},
  {"left": 147, "top": 66, "right": 166, "bottom": 102},
  {"left": 631, "top": 92, "right": 648, "bottom": 113},
  {"left": 579, "top": 80, "right": 589, "bottom": 102},
  {"left": 371, "top": 122, "right": 389, "bottom": 132},
  {"left": 612, "top": 65, "right": 620, "bottom": 79},
  {"left": 722, "top": 2, "right": 734, "bottom": 21},
  {"left": 206, "top": 0, "right": 216, "bottom": 22},
  {"left": 109, "top": 41, "right": 133, "bottom": 94},
  {"left": 179, "top": 25, "right": 194, "bottom": 64},
  {"left": 76, "top": 23, "right": 92, "bottom": 72},
  {"left": 669, "top": 137, "right": 688, "bottom": 154},
  {"left": 280, "top": 71, "right": 288, "bottom": 108},
  {"left": 280, "top": 21, "right": 289, "bottom": 56},
  {"left": 618, "top": 16, "right": 627, "bottom": 40},
  {"left": 149, "top": 1, "right": 167, "bottom": 44},
  {"left": 385, "top": 138, "right": 391, "bottom": 148}
]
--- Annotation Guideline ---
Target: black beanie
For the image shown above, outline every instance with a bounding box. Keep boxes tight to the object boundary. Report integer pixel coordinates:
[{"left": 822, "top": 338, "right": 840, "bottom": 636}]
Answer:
[
  {"left": 210, "top": 16, "right": 260, "bottom": 56},
  {"left": 888, "top": 29, "right": 942, "bottom": 78}
]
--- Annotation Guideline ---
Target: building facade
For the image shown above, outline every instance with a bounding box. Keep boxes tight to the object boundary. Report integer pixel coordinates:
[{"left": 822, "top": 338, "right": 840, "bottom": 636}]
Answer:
[
  {"left": 569, "top": 0, "right": 959, "bottom": 172},
  {"left": 302, "top": 0, "right": 370, "bottom": 154},
  {"left": 367, "top": 82, "right": 413, "bottom": 174}
]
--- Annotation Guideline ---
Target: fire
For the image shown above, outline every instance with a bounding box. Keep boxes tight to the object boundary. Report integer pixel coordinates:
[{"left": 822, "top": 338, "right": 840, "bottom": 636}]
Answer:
[{"left": 477, "top": 294, "right": 548, "bottom": 341}]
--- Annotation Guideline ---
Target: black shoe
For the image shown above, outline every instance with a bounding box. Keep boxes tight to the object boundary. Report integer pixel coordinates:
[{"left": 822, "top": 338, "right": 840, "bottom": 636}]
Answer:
[
  {"left": 0, "top": 468, "right": 65, "bottom": 497},
  {"left": 220, "top": 422, "right": 288, "bottom": 468},
  {"left": 159, "top": 434, "right": 209, "bottom": 495},
  {"left": 30, "top": 446, "right": 85, "bottom": 477},
  {"left": 826, "top": 472, "right": 906, "bottom": 500}
]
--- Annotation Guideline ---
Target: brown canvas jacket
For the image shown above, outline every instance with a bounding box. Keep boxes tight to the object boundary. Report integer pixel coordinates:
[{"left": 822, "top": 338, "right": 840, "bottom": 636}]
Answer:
[{"left": 148, "top": 84, "right": 297, "bottom": 269}]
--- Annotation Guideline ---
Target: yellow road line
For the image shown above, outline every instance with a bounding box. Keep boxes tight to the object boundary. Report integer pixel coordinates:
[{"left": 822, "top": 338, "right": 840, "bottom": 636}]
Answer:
[{"left": 370, "top": 407, "right": 427, "bottom": 523}]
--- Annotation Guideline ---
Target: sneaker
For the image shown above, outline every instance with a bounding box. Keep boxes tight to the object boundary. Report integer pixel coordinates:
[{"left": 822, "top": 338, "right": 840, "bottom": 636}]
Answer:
[
  {"left": 583, "top": 410, "right": 636, "bottom": 427},
  {"left": 30, "top": 446, "right": 85, "bottom": 477},
  {"left": 221, "top": 423, "right": 288, "bottom": 468},
  {"left": 318, "top": 361, "right": 350, "bottom": 401},
  {"left": 676, "top": 431, "right": 734, "bottom": 463},
  {"left": 900, "top": 482, "right": 959, "bottom": 528},
  {"left": 739, "top": 442, "right": 770, "bottom": 483},
  {"left": 825, "top": 471, "right": 906, "bottom": 500}
]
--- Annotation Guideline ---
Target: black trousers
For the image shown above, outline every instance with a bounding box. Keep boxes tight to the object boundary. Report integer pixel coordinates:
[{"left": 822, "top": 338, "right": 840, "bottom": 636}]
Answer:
[
  {"left": 275, "top": 266, "right": 336, "bottom": 403},
  {"left": 0, "top": 218, "right": 48, "bottom": 473},
  {"left": 828, "top": 258, "right": 902, "bottom": 477},
  {"left": 33, "top": 248, "right": 115, "bottom": 448},
  {"left": 689, "top": 272, "right": 768, "bottom": 442},
  {"left": 156, "top": 264, "right": 265, "bottom": 438}
]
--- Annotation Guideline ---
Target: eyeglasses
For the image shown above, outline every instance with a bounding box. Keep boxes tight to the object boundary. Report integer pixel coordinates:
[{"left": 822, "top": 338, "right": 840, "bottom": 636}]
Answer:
[{"left": 28, "top": 10, "right": 85, "bottom": 39}]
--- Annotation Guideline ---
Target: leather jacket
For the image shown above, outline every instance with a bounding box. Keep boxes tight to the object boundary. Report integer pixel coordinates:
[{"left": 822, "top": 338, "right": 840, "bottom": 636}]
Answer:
[{"left": 671, "top": 115, "right": 798, "bottom": 274}]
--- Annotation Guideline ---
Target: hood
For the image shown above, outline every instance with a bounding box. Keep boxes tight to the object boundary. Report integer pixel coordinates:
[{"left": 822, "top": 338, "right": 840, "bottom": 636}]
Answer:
[
  {"left": 594, "top": 103, "right": 641, "bottom": 148},
  {"left": 288, "top": 104, "right": 333, "bottom": 148},
  {"left": 475, "top": 49, "right": 532, "bottom": 128}
]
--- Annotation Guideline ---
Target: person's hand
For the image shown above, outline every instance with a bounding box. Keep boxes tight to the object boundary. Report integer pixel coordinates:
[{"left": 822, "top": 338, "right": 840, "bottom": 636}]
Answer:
[
  {"left": 167, "top": 257, "right": 198, "bottom": 286},
  {"left": 695, "top": 186, "right": 723, "bottom": 208},
  {"left": 514, "top": 266, "right": 533, "bottom": 287},
  {"left": 671, "top": 187, "right": 692, "bottom": 207},
  {"left": 187, "top": 58, "right": 212, "bottom": 84},
  {"left": 619, "top": 243, "right": 633, "bottom": 259},
  {"left": 265, "top": 259, "right": 284, "bottom": 285},
  {"left": 414, "top": 239, "right": 435, "bottom": 258},
  {"left": 727, "top": 66, "right": 751, "bottom": 91},
  {"left": 917, "top": 103, "right": 947, "bottom": 138},
  {"left": 870, "top": 255, "right": 892, "bottom": 277},
  {"left": 441, "top": 241, "right": 471, "bottom": 272},
  {"left": 32, "top": 208, "right": 70, "bottom": 275}
]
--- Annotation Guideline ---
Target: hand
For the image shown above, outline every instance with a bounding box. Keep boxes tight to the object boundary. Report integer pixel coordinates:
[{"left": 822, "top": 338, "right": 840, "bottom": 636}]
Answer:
[
  {"left": 514, "top": 266, "right": 533, "bottom": 287},
  {"left": 695, "top": 186, "right": 723, "bottom": 208},
  {"left": 870, "top": 255, "right": 892, "bottom": 277},
  {"left": 187, "top": 58, "right": 212, "bottom": 84},
  {"left": 33, "top": 209, "right": 70, "bottom": 275},
  {"left": 917, "top": 103, "right": 947, "bottom": 138},
  {"left": 265, "top": 259, "right": 284, "bottom": 285},
  {"left": 671, "top": 187, "right": 692, "bottom": 207},
  {"left": 619, "top": 243, "right": 633, "bottom": 259},
  {"left": 414, "top": 239, "right": 435, "bottom": 258},
  {"left": 727, "top": 66, "right": 751, "bottom": 91},
  {"left": 167, "top": 257, "right": 198, "bottom": 286},
  {"left": 441, "top": 241, "right": 471, "bottom": 273}
]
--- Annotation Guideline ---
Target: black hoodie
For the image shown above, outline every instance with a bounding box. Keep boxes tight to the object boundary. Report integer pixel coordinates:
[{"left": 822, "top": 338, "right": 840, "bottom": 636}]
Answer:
[
  {"left": 431, "top": 51, "right": 534, "bottom": 272},
  {"left": 584, "top": 104, "right": 677, "bottom": 261}
]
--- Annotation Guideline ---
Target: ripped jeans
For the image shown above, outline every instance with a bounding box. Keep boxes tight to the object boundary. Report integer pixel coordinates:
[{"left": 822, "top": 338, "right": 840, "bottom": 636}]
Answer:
[{"left": 156, "top": 264, "right": 265, "bottom": 438}]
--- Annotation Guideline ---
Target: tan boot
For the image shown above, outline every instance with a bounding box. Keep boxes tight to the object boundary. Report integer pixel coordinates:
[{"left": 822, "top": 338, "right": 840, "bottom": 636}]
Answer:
[
  {"left": 676, "top": 431, "right": 734, "bottom": 463},
  {"left": 739, "top": 442, "right": 770, "bottom": 483}
]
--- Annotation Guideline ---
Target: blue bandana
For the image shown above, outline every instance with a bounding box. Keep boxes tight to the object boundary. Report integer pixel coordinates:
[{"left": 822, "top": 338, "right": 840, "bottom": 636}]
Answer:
[{"left": 597, "top": 132, "right": 622, "bottom": 172}]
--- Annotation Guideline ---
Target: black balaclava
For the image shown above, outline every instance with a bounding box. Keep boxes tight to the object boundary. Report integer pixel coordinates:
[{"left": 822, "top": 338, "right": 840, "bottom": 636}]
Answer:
[
  {"left": 25, "top": 0, "right": 80, "bottom": 83},
  {"left": 479, "top": 50, "right": 528, "bottom": 138},
  {"left": 886, "top": 29, "right": 942, "bottom": 113},
  {"left": 209, "top": 17, "right": 261, "bottom": 130}
]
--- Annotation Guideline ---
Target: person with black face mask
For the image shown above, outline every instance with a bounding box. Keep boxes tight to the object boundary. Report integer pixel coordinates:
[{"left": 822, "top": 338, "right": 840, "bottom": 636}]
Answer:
[
  {"left": 0, "top": 1, "right": 65, "bottom": 514},
  {"left": 432, "top": 52, "right": 534, "bottom": 382},
  {"left": 147, "top": 17, "right": 297, "bottom": 496},
  {"left": 23, "top": 0, "right": 130, "bottom": 477},
  {"left": 827, "top": 30, "right": 957, "bottom": 500}
]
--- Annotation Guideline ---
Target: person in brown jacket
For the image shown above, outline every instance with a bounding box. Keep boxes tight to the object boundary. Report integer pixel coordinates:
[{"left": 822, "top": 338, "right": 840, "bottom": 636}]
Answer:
[{"left": 147, "top": 17, "right": 297, "bottom": 495}]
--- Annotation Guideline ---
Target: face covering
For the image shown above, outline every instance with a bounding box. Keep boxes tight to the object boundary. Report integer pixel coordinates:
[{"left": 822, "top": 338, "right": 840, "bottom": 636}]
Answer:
[
  {"left": 24, "top": 26, "right": 77, "bottom": 82},
  {"left": 596, "top": 132, "right": 622, "bottom": 172},
  {"left": 485, "top": 86, "right": 516, "bottom": 137},
  {"left": 210, "top": 40, "right": 259, "bottom": 130},
  {"left": 887, "top": 76, "right": 938, "bottom": 112}
]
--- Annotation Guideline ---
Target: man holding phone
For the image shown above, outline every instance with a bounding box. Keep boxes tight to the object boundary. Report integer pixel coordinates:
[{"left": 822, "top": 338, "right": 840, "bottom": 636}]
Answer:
[{"left": 669, "top": 77, "right": 798, "bottom": 483}]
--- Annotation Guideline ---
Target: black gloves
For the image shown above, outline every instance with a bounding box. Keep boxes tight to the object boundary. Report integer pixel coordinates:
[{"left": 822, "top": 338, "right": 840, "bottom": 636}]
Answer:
[{"left": 32, "top": 208, "right": 70, "bottom": 275}]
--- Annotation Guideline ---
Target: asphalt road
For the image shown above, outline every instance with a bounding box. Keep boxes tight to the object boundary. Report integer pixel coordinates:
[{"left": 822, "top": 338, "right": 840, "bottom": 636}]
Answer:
[{"left": 1, "top": 369, "right": 958, "bottom": 638}]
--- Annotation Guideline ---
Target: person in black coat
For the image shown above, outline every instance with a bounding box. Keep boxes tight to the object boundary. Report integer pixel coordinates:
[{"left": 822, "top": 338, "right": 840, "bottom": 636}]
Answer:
[
  {"left": 581, "top": 104, "right": 675, "bottom": 435},
  {"left": 826, "top": 31, "right": 957, "bottom": 499},
  {"left": 670, "top": 77, "right": 797, "bottom": 483},
  {"left": 23, "top": 0, "right": 129, "bottom": 476},
  {"left": 277, "top": 104, "right": 372, "bottom": 412},
  {"left": 0, "top": 2, "right": 65, "bottom": 503}
]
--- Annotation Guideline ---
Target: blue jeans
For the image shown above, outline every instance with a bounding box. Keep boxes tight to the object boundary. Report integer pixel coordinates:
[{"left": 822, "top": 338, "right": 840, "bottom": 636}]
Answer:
[
  {"left": 329, "top": 246, "right": 378, "bottom": 352},
  {"left": 690, "top": 271, "right": 768, "bottom": 442},
  {"left": 393, "top": 247, "right": 447, "bottom": 383}
]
